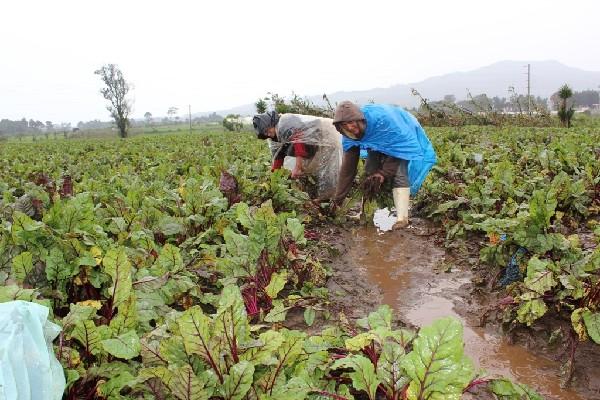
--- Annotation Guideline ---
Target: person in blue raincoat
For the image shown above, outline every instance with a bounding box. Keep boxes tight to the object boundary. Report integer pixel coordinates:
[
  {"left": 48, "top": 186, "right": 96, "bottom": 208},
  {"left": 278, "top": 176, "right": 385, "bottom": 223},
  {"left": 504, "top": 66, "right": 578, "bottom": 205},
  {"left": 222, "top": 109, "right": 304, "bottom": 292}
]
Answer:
[{"left": 331, "top": 101, "right": 436, "bottom": 229}]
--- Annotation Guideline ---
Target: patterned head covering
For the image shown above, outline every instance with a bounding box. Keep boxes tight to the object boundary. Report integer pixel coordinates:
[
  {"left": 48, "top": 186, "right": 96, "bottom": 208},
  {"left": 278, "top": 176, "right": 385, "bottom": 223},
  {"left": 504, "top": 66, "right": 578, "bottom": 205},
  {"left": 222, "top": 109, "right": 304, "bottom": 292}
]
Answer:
[{"left": 252, "top": 111, "right": 280, "bottom": 139}]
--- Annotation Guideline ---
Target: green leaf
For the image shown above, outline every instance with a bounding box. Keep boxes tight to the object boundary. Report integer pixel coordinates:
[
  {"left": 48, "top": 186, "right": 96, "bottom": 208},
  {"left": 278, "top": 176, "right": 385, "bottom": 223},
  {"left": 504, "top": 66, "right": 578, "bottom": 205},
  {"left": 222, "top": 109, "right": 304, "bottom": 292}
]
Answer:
[
  {"left": 101, "top": 330, "right": 141, "bottom": 360},
  {"left": 0, "top": 285, "right": 43, "bottom": 304},
  {"left": 12, "top": 251, "right": 33, "bottom": 283},
  {"left": 431, "top": 197, "right": 469, "bottom": 215},
  {"left": 43, "top": 194, "right": 96, "bottom": 233},
  {"left": 524, "top": 258, "right": 556, "bottom": 295},
  {"left": 303, "top": 307, "right": 316, "bottom": 326},
  {"left": 72, "top": 320, "right": 103, "bottom": 356},
  {"left": 45, "top": 247, "right": 76, "bottom": 282},
  {"left": 517, "top": 299, "right": 548, "bottom": 326},
  {"left": 582, "top": 310, "right": 600, "bottom": 344},
  {"left": 571, "top": 307, "right": 588, "bottom": 341},
  {"left": 11, "top": 211, "right": 44, "bottom": 245},
  {"left": 64, "top": 369, "right": 80, "bottom": 389},
  {"left": 267, "top": 376, "right": 311, "bottom": 400},
  {"left": 62, "top": 303, "right": 99, "bottom": 332},
  {"left": 109, "top": 294, "right": 137, "bottom": 335},
  {"left": 402, "top": 317, "right": 473, "bottom": 400},
  {"left": 223, "top": 228, "right": 248, "bottom": 258},
  {"left": 97, "top": 371, "right": 135, "bottom": 399},
  {"left": 158, "top": 216, "right": 185, "bottom": 236},
  {"left": 264, "top": 301, "right": 288, "bottom": 323},
  {"left": 345, "top": 332, "right": 376, "bottom": 352},
  {"left": 367, "top": 304, "right": 393, "bottom": 330},
  {"left": 214, "top": 285, "right": 250, "bottom": 361},
  {"left": 178, "top": 306, "right": 221, "bottom": 375},
  {"left": 332, "top": 354, "right": 380, "bottom": 400},
  {"left": 103, "top": 247, "right": 132, "bottom": 310},
  {"left": 76, "top": 254, "right": 98, "bottom": 266},
  {"left": 529, "top": 189, "right": 557, "bottom": 230},
  {"left": 377, "top": 341, "right": 409, "bottom": 399},
  {"left": 169, "top": 364, "right": 209, "bottom": 400},
  {"left": 263, "top": 329, "right": 306, "bottom": 392},
  {"left": 240, "top": 330, "right": 284, "bottom": 366},
  {"left": 286, "top": 218, "right": 306, "bottom": 245},
  {"left": 558, "top": 274, "right": 584, "bottom": 300},
  {"left": 220, "top": 361, "right": 254, "bottom": 400},
  {"left": 265, "top": 271, "right": 287, "bottom": 299},
  {"left": 152, "top": 243, "right": 183, "bottom": 275},
  {"left": 389, "top": 329, "right": 415, "bottom": 349},
  {"left": 489, "top": 378, "right": 543, "bottom": 400},
  {"left": 516, "top": 299, "right": 547, "bottom": 326},
  {"left": 235, "top": 202, "right": 253, "bottom": 229}
]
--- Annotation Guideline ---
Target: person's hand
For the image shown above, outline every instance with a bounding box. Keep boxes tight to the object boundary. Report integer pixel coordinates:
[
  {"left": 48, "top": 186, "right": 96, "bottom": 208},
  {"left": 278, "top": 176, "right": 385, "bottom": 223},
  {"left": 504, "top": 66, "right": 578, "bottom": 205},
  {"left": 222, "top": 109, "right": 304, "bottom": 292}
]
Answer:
[
  {"left": 328, "top": 200, "right": 340, "bottom": 215},
  {"left": 362, "top": 172, "right": 385, "bottom": 194},
  {"left": 291, "top": 167, "right": 304, "bottom": 179},
  {"left": 368, "top": 172, "right": 385, "bottom": 185}
]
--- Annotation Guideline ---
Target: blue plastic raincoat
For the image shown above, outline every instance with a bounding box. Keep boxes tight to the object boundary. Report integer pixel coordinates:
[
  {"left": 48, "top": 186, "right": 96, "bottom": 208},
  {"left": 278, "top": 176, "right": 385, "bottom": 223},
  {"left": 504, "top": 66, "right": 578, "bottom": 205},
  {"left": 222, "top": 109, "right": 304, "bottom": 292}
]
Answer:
[{"left": 342, "top": 104, "right": 437, "bottom": 195}]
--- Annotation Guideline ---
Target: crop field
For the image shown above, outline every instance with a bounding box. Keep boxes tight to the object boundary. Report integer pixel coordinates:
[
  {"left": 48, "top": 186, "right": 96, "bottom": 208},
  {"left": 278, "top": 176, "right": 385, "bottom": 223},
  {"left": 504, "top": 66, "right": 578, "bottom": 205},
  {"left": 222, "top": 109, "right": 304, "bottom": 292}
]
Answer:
[{"left": 0, "top": 126, "right": 598, "bottom": 399}]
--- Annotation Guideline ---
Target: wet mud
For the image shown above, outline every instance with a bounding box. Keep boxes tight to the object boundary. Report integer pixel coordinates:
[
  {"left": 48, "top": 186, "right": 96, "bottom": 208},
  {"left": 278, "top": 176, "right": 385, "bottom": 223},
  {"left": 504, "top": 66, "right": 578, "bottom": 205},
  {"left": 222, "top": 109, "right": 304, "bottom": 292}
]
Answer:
[{"left": 325, "top": 217, "right": 600, "bottom": 400}]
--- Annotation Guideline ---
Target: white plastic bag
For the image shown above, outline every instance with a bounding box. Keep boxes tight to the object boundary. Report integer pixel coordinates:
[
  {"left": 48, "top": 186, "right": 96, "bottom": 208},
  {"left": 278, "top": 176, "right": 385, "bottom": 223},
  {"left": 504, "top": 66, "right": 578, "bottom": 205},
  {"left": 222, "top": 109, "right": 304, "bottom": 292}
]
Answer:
[{"left": 0, "top": 300, "right": 65, "bottom": 400}]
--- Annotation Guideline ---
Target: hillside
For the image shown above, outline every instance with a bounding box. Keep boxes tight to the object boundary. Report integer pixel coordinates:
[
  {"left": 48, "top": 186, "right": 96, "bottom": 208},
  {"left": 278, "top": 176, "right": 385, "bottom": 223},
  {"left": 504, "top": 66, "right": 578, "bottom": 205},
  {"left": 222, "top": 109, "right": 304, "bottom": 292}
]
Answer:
[{"left": 209, "top": 60, "right": 600, "bottom": 116}]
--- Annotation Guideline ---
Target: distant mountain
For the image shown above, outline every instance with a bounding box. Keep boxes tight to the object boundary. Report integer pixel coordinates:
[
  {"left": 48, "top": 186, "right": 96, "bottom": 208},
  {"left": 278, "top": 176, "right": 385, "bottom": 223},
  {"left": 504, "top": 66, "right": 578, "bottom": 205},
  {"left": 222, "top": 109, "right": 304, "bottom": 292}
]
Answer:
[{"left": 206, "top": 60, "right": 600, "bottom": 116}]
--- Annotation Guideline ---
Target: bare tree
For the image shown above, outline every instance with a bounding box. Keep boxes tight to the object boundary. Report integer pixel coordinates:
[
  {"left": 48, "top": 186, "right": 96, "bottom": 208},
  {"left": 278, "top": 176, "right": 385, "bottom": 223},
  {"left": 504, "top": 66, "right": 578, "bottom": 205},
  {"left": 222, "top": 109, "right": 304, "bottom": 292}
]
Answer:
[
  {"left": 167, "top": 107, "right": 178, "bottom": 121},
  {"left": 95, "top": 64, "right": 132, "bottom": 138}
]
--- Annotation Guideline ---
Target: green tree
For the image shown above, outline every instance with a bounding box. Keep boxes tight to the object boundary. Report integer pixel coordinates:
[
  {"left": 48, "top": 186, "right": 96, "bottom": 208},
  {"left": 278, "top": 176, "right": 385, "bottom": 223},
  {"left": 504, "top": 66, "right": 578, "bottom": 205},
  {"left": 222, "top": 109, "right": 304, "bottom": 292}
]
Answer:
[
  {"left": 557, "top": 84, "right": 575, "bottom": 128},
  {"left": 255, "top": 98, "right": 268, "bottom": 113},
  {"left": 94, "top": 64, "right": 132, "bottom": 138},
  {"left": 222, "top": 114, "right": 243, "bottom": 132},
  {"left": 144, "top": 112, "right": 153, "bottom": 125},
  {"left": 443, "top": 94, "right": 456, "bottom": 104}
]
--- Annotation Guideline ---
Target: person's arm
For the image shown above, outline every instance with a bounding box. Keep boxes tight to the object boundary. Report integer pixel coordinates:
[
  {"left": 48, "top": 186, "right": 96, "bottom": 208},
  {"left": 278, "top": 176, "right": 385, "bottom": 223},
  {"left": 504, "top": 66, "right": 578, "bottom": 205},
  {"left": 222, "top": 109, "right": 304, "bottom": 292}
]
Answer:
[
  {"left": 271, "top": 158, "right": 284, "bottom": 171},
  {"left": 271, "top": 143, "right": 288, "bottom": 171},
  {"left": 333, "top": 147, "right": 360, "bottom": 204},
  {"left": 291, "top": 157, "right": 304, "bottom": 178},
  {"left": 290, "top": 142, "right": 311, "bottom": 178}
]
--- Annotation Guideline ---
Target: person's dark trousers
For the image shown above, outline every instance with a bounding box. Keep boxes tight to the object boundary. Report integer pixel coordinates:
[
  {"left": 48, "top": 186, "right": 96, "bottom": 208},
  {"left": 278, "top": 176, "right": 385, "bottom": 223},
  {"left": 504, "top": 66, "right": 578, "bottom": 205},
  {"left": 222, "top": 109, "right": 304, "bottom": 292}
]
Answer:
[{"left": 364, "top": 151, "right": 409, "bottom": 188}]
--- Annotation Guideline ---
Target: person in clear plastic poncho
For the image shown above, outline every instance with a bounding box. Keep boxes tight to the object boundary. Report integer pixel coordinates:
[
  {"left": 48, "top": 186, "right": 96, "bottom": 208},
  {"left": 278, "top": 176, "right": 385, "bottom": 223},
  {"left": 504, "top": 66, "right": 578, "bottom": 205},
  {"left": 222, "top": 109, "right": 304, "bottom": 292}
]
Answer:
[
  {"left": 332, "top": 101, "right": 437, "bottom": 229},
  {"left": 252, "top": 111, "right": 343, "bottom": 200}
]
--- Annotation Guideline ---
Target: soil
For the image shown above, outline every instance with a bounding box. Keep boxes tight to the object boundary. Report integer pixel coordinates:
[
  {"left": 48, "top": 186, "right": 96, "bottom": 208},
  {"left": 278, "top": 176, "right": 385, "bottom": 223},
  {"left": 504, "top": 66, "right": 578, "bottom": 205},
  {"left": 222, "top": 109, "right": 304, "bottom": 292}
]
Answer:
[{"left": 308, "top": 217, "right": 600, "bottom": 400}]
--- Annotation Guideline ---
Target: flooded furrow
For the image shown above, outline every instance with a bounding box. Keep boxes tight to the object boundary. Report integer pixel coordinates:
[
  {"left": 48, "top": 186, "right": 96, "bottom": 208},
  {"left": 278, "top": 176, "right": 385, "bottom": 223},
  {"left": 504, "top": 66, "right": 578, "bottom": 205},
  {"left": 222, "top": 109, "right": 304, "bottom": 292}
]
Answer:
[{"left": 347, "top": 222, "right": 587, "bottom": 400}]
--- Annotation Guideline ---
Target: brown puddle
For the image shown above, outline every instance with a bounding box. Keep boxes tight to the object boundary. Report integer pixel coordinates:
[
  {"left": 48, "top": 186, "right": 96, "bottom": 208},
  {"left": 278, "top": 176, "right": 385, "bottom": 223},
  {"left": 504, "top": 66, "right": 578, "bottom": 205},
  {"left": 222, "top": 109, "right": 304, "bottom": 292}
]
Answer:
[{"left": 347, "top": 223, "right": 587, "bottom": 400}]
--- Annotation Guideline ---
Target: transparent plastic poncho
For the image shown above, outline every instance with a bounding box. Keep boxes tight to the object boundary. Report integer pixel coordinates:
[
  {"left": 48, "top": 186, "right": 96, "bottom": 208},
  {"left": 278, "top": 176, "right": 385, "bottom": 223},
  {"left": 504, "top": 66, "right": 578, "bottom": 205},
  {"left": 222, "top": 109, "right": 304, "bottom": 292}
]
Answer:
[
  {"left": 268, "top": 114, "right": 342, "bottom": 199},
  {"left": 0, "top": 301, "right": 65, "bottom": 400}
]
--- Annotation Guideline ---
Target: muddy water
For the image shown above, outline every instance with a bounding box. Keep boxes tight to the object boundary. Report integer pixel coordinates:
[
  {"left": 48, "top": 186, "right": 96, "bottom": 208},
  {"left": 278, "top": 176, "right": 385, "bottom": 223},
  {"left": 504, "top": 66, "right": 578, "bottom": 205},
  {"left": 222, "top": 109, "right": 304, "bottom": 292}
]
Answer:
[{"left": 347, "top": 222, "right": 586, "bottom": 400}]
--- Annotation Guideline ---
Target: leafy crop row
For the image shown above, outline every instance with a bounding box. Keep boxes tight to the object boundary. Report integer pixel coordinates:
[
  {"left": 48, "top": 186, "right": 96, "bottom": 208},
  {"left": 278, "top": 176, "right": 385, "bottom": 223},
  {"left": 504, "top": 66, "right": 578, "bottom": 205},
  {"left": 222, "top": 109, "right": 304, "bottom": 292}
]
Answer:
[
  {"left": 1, "top": 132, "right": 541, "bottom": 399},
  {"left": 417, "top": 126, "right": 600, "bottom": 366}
]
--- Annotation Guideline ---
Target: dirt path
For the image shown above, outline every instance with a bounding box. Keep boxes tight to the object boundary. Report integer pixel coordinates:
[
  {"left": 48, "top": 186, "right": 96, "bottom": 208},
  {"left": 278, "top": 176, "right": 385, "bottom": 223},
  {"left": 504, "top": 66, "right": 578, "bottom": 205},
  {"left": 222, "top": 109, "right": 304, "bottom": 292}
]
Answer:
[{"left": 325, "top": 217, "right": 600, "bottom": 400}]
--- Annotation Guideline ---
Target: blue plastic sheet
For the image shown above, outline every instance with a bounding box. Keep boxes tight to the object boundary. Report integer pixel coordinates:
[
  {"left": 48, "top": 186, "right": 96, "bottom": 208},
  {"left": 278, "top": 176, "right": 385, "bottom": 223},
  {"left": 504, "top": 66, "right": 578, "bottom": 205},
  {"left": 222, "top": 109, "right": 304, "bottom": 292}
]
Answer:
[
  {"left": 0, "top": 301, "right": 65, "bottom": 400},
  {"left": 342, "top": 104, "right": 437, "bottom": 195}
]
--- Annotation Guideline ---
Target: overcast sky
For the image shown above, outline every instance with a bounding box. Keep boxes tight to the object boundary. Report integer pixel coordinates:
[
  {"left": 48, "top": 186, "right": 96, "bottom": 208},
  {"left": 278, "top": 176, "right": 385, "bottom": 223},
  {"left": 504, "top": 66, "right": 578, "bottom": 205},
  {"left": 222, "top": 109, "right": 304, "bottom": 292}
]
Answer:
[{"left": 2, "top": 0, "right": 599, "bottom": 124}]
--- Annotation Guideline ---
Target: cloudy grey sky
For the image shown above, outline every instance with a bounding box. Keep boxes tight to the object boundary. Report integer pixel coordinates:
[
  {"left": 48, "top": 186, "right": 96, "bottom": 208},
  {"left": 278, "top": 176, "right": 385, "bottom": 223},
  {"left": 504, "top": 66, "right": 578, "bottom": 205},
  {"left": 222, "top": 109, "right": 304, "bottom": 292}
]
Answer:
[{"left": 2, "top": 0, "right": 599, "bottom": 124}]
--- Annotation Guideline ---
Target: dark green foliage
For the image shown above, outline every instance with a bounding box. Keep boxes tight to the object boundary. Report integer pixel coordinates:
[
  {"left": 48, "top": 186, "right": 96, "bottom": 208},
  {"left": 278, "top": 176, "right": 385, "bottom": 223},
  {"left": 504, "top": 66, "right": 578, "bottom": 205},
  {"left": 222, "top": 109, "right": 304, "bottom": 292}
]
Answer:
[{"left": 557, "top": 84, "right": 575, "bottom": 128}]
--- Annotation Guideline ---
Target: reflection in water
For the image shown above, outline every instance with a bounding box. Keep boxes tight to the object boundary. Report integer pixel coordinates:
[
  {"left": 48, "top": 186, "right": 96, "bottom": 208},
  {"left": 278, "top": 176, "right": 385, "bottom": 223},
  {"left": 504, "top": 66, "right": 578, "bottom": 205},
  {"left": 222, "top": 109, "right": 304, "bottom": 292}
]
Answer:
[{"left": 348, "top": 226, "right": 584, "bottom": 400}]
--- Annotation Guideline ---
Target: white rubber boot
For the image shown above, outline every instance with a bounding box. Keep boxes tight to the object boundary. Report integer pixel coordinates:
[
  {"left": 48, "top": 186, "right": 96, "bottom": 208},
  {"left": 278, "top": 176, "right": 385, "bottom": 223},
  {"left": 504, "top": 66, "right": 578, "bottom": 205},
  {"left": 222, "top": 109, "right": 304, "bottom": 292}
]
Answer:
[{"left": 392, "top": 187, "right": 410, "bottom": 230}]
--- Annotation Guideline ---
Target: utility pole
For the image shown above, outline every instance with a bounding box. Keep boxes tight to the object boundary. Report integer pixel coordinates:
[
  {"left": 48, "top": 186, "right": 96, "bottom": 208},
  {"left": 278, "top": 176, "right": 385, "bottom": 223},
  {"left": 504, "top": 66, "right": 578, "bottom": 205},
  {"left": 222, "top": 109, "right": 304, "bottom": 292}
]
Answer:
[
  {"left": 188, "top": 105, "right": 192, "bottom": 134},
  {"left": 527, "top": 64, "right": 531, "bottom": 116}
]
